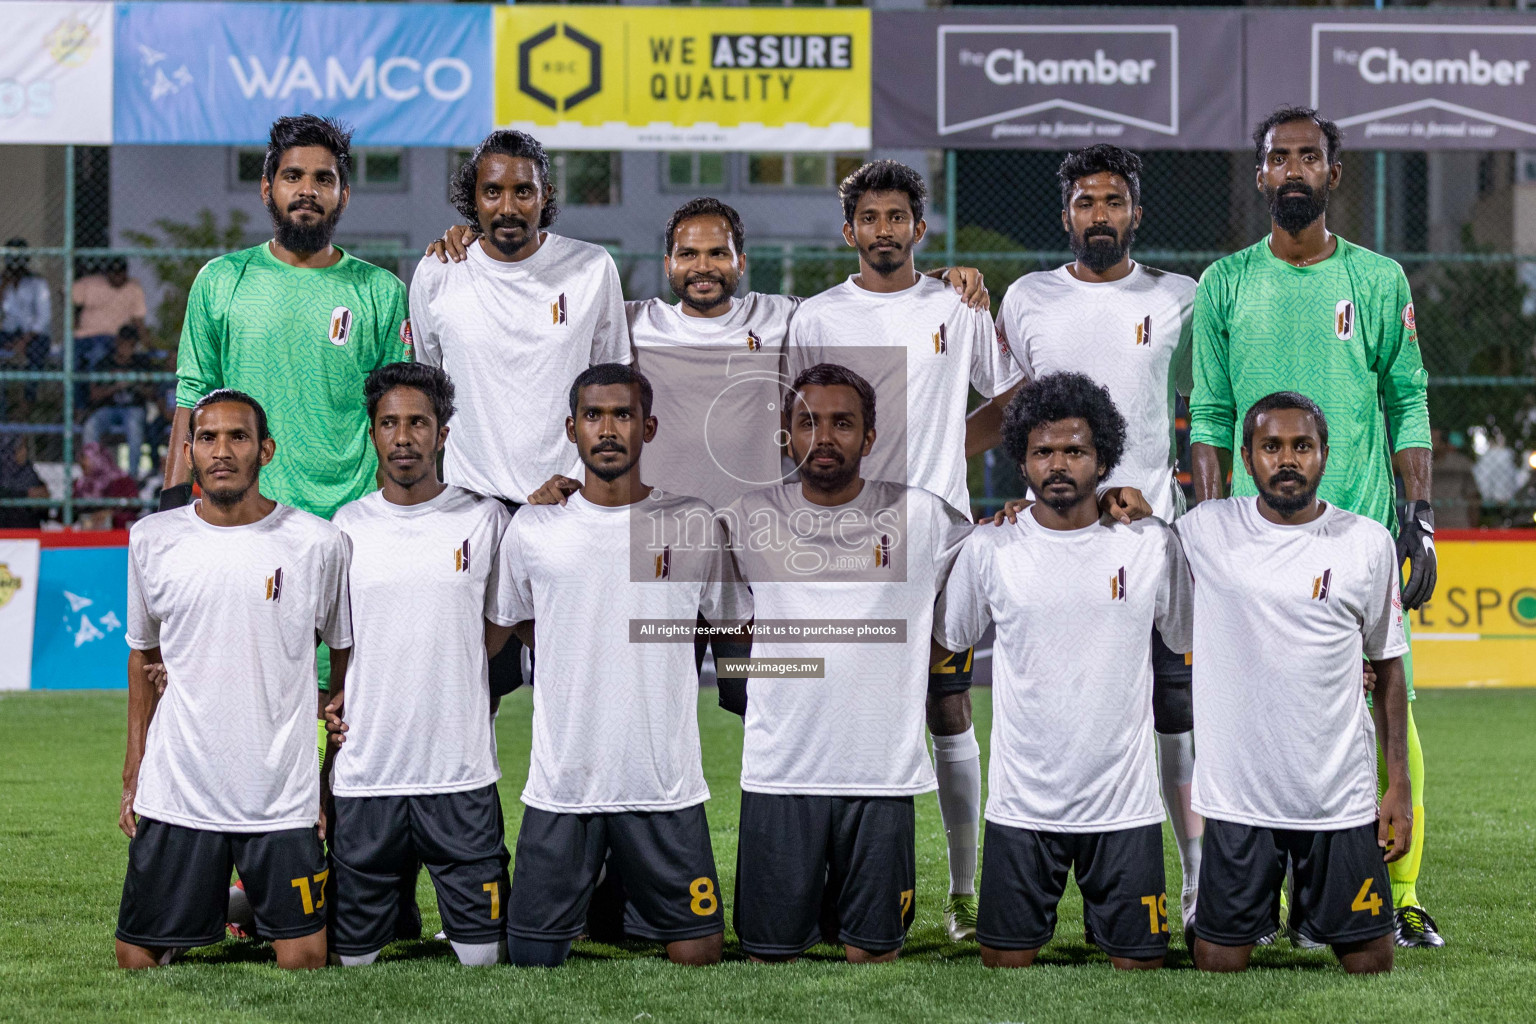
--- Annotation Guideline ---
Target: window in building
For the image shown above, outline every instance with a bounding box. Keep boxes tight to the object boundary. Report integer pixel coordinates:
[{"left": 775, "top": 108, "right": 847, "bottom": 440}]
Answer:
[
  {"left": 746, "top": 152, "right": 864, "bottom": 189},
  {"left": 446, "top": 149, "right": 620, "bottom": 207},
  {"left": 665, "top": 152, "right": 728, "bottom": 189},
  {"left": 234, "top": 146, "right": 405, "bottom": 190}
]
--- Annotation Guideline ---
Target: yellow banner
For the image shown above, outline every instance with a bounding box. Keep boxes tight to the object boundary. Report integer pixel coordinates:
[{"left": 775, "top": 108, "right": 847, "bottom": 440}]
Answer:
[
  {"left": 493, "top": 5, "right": 870, "bottom": 150},
  {"left": 1410, "top": 539, "right": 1536, "bottom": 688}
]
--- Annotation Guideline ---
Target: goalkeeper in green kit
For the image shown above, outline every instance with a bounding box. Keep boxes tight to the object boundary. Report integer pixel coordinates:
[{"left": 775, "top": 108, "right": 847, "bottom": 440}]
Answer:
[
  {"left": 155, "top": 114, "right": 413, "bottom": 938},
  {"left": 1189, "top": 107, "right": 1442, "bottom": 949}
]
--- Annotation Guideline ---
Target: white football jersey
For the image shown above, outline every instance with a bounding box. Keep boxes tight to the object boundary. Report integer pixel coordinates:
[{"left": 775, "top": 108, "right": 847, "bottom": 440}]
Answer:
[
  {"left": 937, "top": 511, "right": 1192, "bottom": 832},
  {"left": 721, "top": 480, "right": 972, "bottom": 797},
  {"left": 126, "top": 503, "right": 351, "bottom": 832},
  {"left": 330, "top": 487, "right": 510, "bottom": 797},
  {"left": 1176, "top": 497, "right": 1408, "bottom": 830},
  {"left": 410, "top": 234, "right": 630, "bottom": 503},
  {"left": 788, "top": 275, "right": 1021, "bottom": 515},
  {"left": 492, "top": 489, "right": 752, "bottom": 814},
  {"left": 996, "top": 262, "right": 1195, "bottom": 521},
  {"left": 627, "top": 292, "right": 799, "bottom": 510}
]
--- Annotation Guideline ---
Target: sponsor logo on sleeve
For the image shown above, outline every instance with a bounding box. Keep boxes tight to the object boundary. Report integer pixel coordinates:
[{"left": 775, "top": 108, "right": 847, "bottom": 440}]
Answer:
[
  {"left": 329, "top": 306, "right": 353, "bottom": 346},
  {"left": 400, "top": 318, "right": 414, "bottom": 348},
  {"left": 1402, "top": 301, "right": 1418, "bottom": 342},
  {"left": 1335, "top": 299, "right": 1355, "bottom": 341},
  {"left": 995, "top": 322, "right": 1012, "bottom": 357}
]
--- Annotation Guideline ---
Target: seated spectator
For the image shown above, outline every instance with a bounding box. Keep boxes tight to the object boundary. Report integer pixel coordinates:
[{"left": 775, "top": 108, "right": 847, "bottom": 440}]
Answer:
[
  {"left": 0, "top": 435, "right": 49, "bottom": 529},
  {"left": 73, "top": 257, "right": 146, "bottom": 372},
  {"left": 74, "top": 441, "right": 139, "bottom": 531},
  {"left": 1431, "top": 427, "right": 1481, "bottom": 530},
  {"left": 1, "top": 239, "right": 51, "bottom": 421},
  {"left": 82, "top": 326, "right": 155, "bottom": 476}
]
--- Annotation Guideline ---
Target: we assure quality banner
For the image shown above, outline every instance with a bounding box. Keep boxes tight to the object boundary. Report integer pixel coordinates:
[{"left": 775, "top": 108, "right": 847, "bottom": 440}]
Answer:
[
  {"left": 494, "top": 5, "right": 870, "bottom": 151},
  {"left": 113, "top": 1, "right": 491, "bottom": 146},
  {"left": 0, "top": 2, "right": 113, "bottom": 144}
]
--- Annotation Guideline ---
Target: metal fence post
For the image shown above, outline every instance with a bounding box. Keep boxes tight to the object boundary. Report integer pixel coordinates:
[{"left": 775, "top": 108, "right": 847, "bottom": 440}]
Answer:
[
  {"left": 944, "top": 149, "right": 957, "bottom": 269},
  {"left": 62, "top": 144, "right": 76, "bottom": 527}
]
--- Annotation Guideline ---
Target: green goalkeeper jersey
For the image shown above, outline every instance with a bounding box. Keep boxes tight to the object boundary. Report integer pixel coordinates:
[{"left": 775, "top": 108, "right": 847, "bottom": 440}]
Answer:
[
  {"left": 176, "top": 243, "right": 410, "bottom": 520},
  {"left": 1189, "top": 235, "right": 1430, "bottom": 534}
]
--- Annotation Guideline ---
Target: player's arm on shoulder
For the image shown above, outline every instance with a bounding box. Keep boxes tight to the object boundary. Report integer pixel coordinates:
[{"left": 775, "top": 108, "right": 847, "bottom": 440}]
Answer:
[
  {"left": 1188, "top": 270, "right": 1235, "bottom": 501},
  {"left": 923, "top": 265, "right": 990, "bottom": 310},
  {"left": 487, "top": 514, "right": 536, "bottom": 644},
  {"left": 1155, "top": 523, "right": 1194, "bottom": 654},
  {"left": 594, "top": 252, "right": 631, "bottom": 365}
]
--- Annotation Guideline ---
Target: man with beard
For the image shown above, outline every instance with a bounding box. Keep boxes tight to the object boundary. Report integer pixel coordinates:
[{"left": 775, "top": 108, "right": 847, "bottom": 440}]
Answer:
[
  {"left": 410, "top": 129, "right": 628, "bottom": 697},
  {"left": 1176, "top": 392, "right": 1411, "bottom": 975},
  {"left": 1189, "top": 108, "right": 1440, "bottom": 949},
  {"left": 786, "top": 160, "right": 1023, "bottom": 942},
  {"left": 937, "top": 372, "right": 1192, "bottom": 971},
  {"left": 721, "top": 363, "right": 973, "bottom": 963},
  {"left": 990, "top": 145, "right": 1203, "bottom": 937},
  {"left": 117, "top": 390, "right": 350, "bottom": 970},
  {"left": 490, "top": 363, "right": 751, "bottom": 968},
  {"left": 324, "top": 363, "right": 513, "bottom": 968},
  {"left": 162, "top": 115, "right": 409, "bottom": 520}
]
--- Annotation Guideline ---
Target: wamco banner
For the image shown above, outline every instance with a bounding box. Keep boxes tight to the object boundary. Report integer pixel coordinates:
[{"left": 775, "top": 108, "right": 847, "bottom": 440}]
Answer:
[
  {"left": 113, "top": 2, "right": 491, "bottom": 145},
  {"left": 1247, "top": 10, "right": 1536, "bottom": 150},
  {"left": 873, "top": 9, "right": 1243, "bottom": 150},
  {"left": 0, "top": 2, "right": 113, "bottom": 144},
  {"left": 494, "top": 5, "right": 870, "bottom": 150}
]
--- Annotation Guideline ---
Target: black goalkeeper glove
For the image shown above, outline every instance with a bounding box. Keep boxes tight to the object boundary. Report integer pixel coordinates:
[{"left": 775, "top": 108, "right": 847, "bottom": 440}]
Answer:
[
  {"left": 1397, "top": 500, "right": 1437, "bottom": 610},
  {"left": 157, "top": 483, "right": 194, "bottom": 513}
]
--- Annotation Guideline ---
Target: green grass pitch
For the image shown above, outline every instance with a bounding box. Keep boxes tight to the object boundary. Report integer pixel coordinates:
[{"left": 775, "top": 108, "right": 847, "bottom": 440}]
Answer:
[{"left": 1, "top": 688, "right": 1533, "bottom": 1023}]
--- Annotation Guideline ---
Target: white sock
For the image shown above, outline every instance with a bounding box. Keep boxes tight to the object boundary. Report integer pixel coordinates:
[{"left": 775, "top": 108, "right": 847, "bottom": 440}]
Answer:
[
  {"left": 156, "top": 947, "right": 188, "bottom": 966},
  {"left": 451, "top": 939, "right": 505, "bottom": 966},
  {"left": 226, "top": 884, "right": 255, "bottom": 930},
  {"left": 932, "top": 727, "right": 981, "bottom": 897},
  {"left": 1155, "top": 730, "right": 1203, "bottom": 906},
  {"left": 339, "top": 950, "right": 381, "bottom": 967}
]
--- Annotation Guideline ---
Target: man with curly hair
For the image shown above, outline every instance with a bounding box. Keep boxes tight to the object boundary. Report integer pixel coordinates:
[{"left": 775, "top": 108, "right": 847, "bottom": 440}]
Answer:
[{"left": 936, "top": 371, "right": 1192, "bottom": 970}]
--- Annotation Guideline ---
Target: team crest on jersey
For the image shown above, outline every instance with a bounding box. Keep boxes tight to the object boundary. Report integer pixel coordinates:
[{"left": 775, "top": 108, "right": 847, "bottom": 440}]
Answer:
[
  {"left": 1134, "top": 316, "right": 1152, "bottom": 347},
  {"left": 551, "top": 294, "right": 568, "bottom": 325},
  {"left": 932, "top": 324, "right": 948, "bottom": 355},
  {"left": 263, "top": 568, "right": 284, "bottom": 602},
  {"left": 1110, "top": 566, "right": 1127, "bottom": 601},
  {"left": 328, "top": 307, "right": 352, "bottom": 346},
  {"left": 654, "top": 546, "right": 672, "bottom": 579},
  {"left": 453, "top": 539, "right": 471, "bottom": 573},
  {"left": 1334, "top": 300, "right": 1355, "bottom": 341},
  {"left": 1311, "top": 569, "right": 1333, "bottom": 602},
  {"left": 746, "top": 330, "right": 762, "bottom": 352},
  {"left": 400, "top": 318, "right": 414, "bottom": 349},
  {"left": 872, "top": 535, "right": 892, "bottom": 569}
]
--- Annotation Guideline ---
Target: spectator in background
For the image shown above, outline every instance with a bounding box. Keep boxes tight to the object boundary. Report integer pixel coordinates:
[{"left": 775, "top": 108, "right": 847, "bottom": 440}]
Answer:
[
  {"left": 2, "top": 239, "right": 52, "bottom": 420},
  {"left": 74, "top": 440, "right": 139, "bottom": 531},
  {"left": 82, "top": 325, "right": 155, "bottom": 477},
  {"left": 0, "top": 435, "right": 49, "bottom": 529},
  {"left": 73, "top": 257, "right": 147, "bottom": 371},
  {"left": 1430, "top": 428, "right": 1481, "bottom": 530}
]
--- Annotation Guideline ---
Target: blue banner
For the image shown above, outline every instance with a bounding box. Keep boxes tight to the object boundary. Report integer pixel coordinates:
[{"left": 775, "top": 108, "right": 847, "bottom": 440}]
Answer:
[
  {"left": 113, "top": 2, "right": 491, "bottom": 145},
  {"left": 30, "top": 547, "right": 129, "bottom": 690}
]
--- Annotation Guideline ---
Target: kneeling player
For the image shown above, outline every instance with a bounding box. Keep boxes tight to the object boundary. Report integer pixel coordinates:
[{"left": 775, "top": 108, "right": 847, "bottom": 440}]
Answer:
[
  {"left": 938, "top": 373, "right": 1191, "bottom": 969},
  {"left": 325, "top": 363, "right": 512, "bottom": 967},
  {"left": 117, "top": 391, "right": 350, "bottom": 969},
  {"left": 492, "top": 364, "right": 751, "bottom": 967},
  {"left": 1177, "top": 393, "right": 1411, "bottom": 974},
  {"left": 721, "top": 364, "right": 973, "bottom": 963}
]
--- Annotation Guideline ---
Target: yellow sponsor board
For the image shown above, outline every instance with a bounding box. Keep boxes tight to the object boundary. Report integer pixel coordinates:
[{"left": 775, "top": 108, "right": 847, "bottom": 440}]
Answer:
[
  {"left": 1410, "top": 538, "right": 1536, "bottom": 688},
  {"left": 493, "top": 5, "right": 870, "bottom": 149}
]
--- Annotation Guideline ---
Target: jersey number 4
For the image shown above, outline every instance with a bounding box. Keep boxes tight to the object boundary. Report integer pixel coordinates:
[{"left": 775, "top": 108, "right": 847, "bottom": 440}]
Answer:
[{"left": 1351, "top": 878, "right": 1384, "bottom": 916}]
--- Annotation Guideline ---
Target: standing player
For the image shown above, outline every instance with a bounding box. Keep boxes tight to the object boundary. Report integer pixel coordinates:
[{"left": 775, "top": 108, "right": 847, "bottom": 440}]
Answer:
[
  {"left": 324, "top": 363, "right": 512, "bottom": 967},
  {"left": 410, "top": 129, "right": 628, "bottom": 695},
  {"left": 117, "top": 390, "right": 350, "bottom": 970},
  {"left": 1189, "top": 107, "right": 1440, "bottom": 948},
  {"left": 991, "top": 145, "right": 1204, "bottom": 932},
  {"left": 722, "top": 364, "right": 973, "bottom": 963},
  {"left": 490, "top": 364, "right": 751, "bottom": 968},
  {"left": 1178, "top": 392, "right": 1411, "bottom": 974},
  {"left": 786, "top": 160, "right": 1021, "bottom": 940},
  {"left": 939, "top": 372, "right": 1192, "bottom": 970}
]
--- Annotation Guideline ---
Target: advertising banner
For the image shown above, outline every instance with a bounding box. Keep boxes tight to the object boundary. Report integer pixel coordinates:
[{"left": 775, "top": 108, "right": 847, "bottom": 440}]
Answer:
[
  {"left": 493, "top": 5, "right": 870, "bottom": 150},
  {"left": 113, "top": 1, "right": 491, "bottom": 146},
  {"left": 872, "top": 9, "right": 1243, "bottom": 150},
  {"left": 0, "top": 2, "right": 113, "bottom": 144},
  {"left": 1410, "top": 538, "right": 1536, "bottom": 689},
  {"left": 1246, "top": 10, "right": 1536, "bottom": 150},
  {"left": 29, "top": 546, "right": 129, "bottom": 690},
  {"left": 0, "top": 539, "right": 41, "bottom": 690}
]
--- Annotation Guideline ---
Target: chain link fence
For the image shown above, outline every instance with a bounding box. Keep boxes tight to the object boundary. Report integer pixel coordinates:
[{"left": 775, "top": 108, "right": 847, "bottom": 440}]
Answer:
[{"left": 3, "top": 144, "right": 1532, "bottom": 528}]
